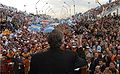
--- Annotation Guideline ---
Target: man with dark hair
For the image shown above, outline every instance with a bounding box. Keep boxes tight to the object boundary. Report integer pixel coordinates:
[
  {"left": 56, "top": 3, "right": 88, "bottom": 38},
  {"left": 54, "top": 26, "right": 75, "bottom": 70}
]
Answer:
[{"left": 29, "top": 29, "right": 87, "bottom": 74}]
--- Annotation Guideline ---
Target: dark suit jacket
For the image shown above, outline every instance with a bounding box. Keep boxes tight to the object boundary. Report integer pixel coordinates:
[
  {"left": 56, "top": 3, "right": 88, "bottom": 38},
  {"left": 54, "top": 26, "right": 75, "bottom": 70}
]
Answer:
[
  {"left": 29, "top": 48, "right": 87, "bottom": 74},
  {"left": 89, "top": 57, "right": 100, "bottom": 74}
]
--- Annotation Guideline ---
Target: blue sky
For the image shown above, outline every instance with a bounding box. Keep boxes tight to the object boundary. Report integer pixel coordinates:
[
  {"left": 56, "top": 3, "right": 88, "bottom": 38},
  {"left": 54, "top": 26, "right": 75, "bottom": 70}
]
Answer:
[{"left": 0, "top": 0, "right": 115, "bottom": 18}]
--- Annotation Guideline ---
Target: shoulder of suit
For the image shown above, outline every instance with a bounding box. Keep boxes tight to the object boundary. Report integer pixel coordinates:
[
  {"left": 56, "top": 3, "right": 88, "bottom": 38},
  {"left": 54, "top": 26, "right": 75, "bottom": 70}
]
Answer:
[
  {"left": 65, "top": 49, "right": 77, "bottom": 55},
  {"left": 31, "top": 51, "right": 48, "bottom": 58}
]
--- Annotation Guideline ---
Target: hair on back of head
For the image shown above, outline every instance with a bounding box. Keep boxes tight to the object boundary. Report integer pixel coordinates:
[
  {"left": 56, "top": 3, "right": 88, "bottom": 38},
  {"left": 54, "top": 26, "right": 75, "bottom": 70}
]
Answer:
[{"left": 48, "top": 29, "right": 63, "bottom": 49}]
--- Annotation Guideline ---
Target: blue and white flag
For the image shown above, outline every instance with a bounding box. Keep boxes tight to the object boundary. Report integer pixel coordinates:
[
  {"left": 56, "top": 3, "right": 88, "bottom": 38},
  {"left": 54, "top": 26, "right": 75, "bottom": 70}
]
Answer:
[
  {"left": 28, "top": 24, "right": 41, "bottom": 32},
  {"left": 43, "top": 27, "right": 54, "bottom": 33}
]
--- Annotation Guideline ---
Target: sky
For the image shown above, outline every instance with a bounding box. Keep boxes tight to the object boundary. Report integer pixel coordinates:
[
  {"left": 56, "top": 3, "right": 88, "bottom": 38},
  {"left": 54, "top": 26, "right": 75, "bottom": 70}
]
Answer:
[{"left": 0, "top": 0, "right": 116, "bottom": 18}]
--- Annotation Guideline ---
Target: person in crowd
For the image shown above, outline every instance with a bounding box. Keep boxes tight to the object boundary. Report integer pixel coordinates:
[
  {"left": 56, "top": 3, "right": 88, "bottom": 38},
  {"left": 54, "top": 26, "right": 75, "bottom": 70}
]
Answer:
[
  {"left": 23, "top": 56, "right": 30, "bottom": 74},
  {"left": 89, "top": 52, "right": 100, "bottom": 74},
  {"left": 0, "top": 55, "right": 11, "bottom": 74},
  {"left": 13, "top": 54, "right": 24, "bottom": 74},
  {"left": 103, "top": 67, "right": 112, "bottom": 74},
  {"left": 98, "top": 59, "right": 106, "bottom": 72},
  {"left": 94, "top": 65, "right": 102, "bottom": 74},
  {"left": 109, "top": 62, "right": 119, "bottom": 74}
]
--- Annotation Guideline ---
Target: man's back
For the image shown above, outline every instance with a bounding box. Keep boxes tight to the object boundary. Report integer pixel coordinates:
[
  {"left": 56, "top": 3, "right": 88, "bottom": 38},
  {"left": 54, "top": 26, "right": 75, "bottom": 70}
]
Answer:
[
  {"left": 29, "top": 48, "right": 86, "bottom": 74},
  {"left": 29, "top": 30, "right": 87, "bottom": 74}
]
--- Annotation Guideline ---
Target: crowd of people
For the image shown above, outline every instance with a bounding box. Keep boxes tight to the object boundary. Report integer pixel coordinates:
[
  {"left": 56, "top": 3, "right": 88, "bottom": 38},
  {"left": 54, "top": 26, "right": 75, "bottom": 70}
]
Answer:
[
  {"left": 0, "top": 1, "right": 120, "bottom": 74},
  {"left": 78, "top": 0, "right": 120, "bottom": 20}
]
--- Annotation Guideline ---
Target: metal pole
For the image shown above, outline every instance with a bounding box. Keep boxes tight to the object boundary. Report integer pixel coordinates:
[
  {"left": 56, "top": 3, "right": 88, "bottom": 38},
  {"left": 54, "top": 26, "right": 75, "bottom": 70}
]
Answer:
[
  {"left": 73, "top": 0, "right": 75, "bottom": 15},
  {"left": 47, "top": 8, "right": 52, "bottom": 13},
  {"left": 47, "top": 8, "right": 52, "bottom": 16},
  {"left": 63, "top": 5, "right": 69, "bottom": 18},
  {"left": 88, "top": 2, "right": 90, "bottom": 20},
  {"left": 117, "top": 9, "right": 118, "bottom": 16},
  {"left": 47, "top": 8, "right": 55, "bottom": 18},
  {"left": 64, "top": 2, "right": 71, "bottom": 16},
  {"left": 51, "top": 9, "right": 56, "bottom": 16},
  {"left": 24, "top": 5, "right": 26, "bottom": 12},
  {"left": 60, "top": 7, "right": 63, "bottom": 18},
  {"left": 35, "top": 5, "right": 37, "bottom": 14},
  {"left": 72, "top": 0, "right": 75, "bottom": 15},
  {"left": 42, "top": 3, "right": 48, "bottom": 14},
  {"left": 45, "top": 6, "right": 50, "bottom": 14},
  {"left": 97, "top": 1, "right": 102, "bottom": 6},
  {"left": 35, "top": 0, "right": 41, "bottom": 14}
]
